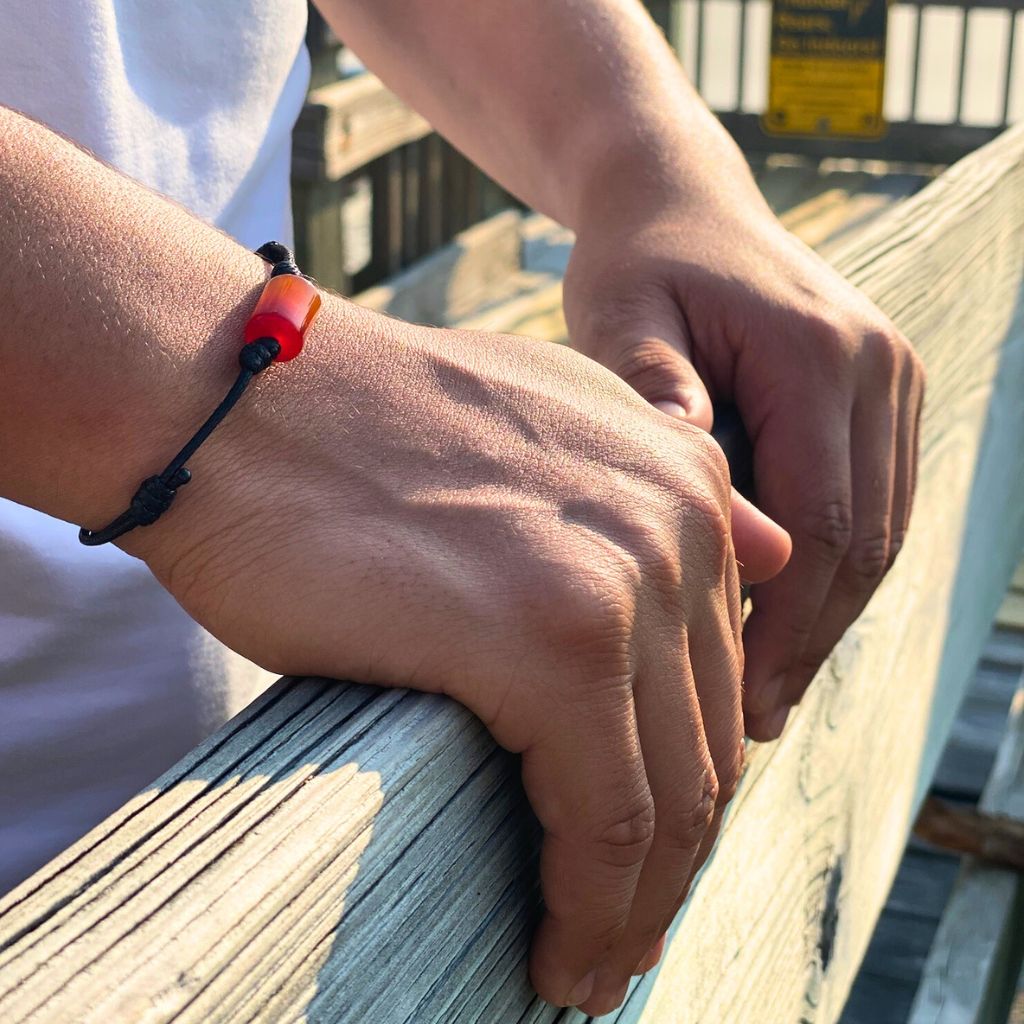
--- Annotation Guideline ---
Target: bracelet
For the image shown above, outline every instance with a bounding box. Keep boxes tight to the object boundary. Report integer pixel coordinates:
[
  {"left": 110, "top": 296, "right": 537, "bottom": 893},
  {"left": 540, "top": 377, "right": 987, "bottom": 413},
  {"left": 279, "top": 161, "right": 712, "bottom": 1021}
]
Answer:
[{"left": 78, "top": 241, "right": 321, "bottom": 547}]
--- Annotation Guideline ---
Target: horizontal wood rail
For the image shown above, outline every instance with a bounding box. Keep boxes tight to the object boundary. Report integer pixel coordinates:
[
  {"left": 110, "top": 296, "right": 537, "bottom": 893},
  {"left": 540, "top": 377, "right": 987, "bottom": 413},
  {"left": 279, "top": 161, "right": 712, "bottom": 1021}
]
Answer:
[
  {"left": 291, "top": 73, "right": 516, "bottom": 296},
  {"left": 909, "top": 675, "right": 1024, "bottom": 1023},
  {"left": 2, "top": 126, "right": 1024, "bottom": 1024},
  {"left": 292, "top": 72, "right": 429, "bottom": 184}
]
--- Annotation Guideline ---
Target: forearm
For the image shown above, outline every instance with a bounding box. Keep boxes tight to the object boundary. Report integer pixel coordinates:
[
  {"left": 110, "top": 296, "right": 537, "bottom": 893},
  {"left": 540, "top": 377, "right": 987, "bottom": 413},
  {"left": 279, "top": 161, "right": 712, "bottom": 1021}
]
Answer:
[
  {"left": 0, "top": 105, "right": 361, "bottom": 535},
  {"left": 316, "top": 0, "right": 764, "bottom": 229}
]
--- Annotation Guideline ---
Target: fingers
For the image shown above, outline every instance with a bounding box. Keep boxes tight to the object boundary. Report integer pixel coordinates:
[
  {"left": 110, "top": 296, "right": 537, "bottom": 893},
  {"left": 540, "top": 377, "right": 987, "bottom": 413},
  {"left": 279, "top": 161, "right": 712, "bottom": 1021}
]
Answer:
[
  {"left": 634, "top": 932, "right": 667, "bottom": 976},
  {"left": 730, "top": 490, "right": 792, "bottom": 584},
  {"left": 772, "top": 365, "right": 898, "bottom": 712},
  {"left": 608, "top": 319, "right": 715, "bottom": 432},
  {"left": 890, "top": 351, "right": 926, "bottom": 559},
  {"left": 741, "top": 384, "right": 854, "bottom": 740},
  {"left": 743, "top": 333, "right": 924, "bottom": 740},
  {"left": 681, "top": 582, "right": 747, "bottom": 882},
  {"left": 525, "top": 672, "right": 653, "bottom": 1008},
  {"left": 579, "top": 630, "right": 721, "bottom": 1015},
  {"left": 776, "top": 343, "right": 925, "bottom": 715}
]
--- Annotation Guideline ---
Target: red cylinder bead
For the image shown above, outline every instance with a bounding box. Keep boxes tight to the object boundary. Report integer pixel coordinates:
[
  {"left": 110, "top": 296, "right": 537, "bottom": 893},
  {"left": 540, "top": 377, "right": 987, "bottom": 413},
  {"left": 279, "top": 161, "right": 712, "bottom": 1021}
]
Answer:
[{"left": 244, "top": 273, "right": 322, "bottom": 361}]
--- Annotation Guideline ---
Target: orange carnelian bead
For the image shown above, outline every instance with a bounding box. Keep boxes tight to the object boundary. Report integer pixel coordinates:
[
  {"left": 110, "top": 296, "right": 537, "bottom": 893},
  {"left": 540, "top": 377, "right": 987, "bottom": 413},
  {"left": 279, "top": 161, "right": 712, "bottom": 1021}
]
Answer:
[{"left": 244, "top": 274, "right": 322, "bottom": 361}]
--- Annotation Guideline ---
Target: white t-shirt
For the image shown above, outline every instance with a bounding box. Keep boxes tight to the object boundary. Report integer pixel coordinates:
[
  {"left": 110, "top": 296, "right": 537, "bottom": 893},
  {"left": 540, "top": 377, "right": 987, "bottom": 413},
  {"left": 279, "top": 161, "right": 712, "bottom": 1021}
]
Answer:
[{"left": 0, "top": 0, "right": 311, "bottom": 892}]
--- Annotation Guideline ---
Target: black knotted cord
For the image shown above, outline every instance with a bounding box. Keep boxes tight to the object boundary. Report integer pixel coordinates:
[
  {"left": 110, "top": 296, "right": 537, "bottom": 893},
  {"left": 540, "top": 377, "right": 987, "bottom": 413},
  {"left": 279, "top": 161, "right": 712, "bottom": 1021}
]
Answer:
[{"left": 78, "top": 243, "right": 301, "bottom": 546}]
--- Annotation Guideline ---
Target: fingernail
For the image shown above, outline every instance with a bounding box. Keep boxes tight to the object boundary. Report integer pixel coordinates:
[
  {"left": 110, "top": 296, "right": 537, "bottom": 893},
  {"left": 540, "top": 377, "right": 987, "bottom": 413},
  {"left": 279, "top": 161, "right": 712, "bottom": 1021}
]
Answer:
[
  {"left": 583, "top": 979, "right": 631, "bottom": 1016},
  {"left": 754, "top": 673, "right": 787, "bottom": 716},
  {"left": 653, "top": 399, "right": 686, "bottom": 418},
  {"left": 635, "top": 933, "right": 667, "bottom": 975},
  {"left": 767, "top": 705, "right": 790, "bottom": 738},
  {"left": 566, "top": 969, "right": 597, "bottom": 1006}
]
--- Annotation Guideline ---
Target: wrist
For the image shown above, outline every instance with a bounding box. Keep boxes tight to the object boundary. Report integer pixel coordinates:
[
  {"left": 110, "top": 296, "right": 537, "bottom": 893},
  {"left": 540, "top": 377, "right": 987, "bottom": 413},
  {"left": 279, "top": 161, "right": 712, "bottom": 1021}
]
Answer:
[
  {"left": 567, "top": 100, "right": 769, "bottom": 237},
  {"left": 116, "top": 289, "right": 399, "bottom": 569},
  {"left": 2, "top": 256, "right": 271, "bottom": 530}
]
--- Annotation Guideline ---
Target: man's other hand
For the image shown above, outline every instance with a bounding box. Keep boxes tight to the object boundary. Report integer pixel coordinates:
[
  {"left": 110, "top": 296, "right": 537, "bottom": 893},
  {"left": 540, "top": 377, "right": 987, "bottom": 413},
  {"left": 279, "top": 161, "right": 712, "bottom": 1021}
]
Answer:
[{"left": 563, "top": 187, "right": 925, "bottom": 742}]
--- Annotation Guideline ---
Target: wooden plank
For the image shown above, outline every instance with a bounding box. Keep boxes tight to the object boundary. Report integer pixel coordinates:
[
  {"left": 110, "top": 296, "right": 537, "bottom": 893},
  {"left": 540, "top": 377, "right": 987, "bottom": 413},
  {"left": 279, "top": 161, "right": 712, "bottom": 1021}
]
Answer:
[
  {"left": 1009, "top": 958, "right": 1024, "bottom": 1024},
  {"left": 907, "top": 867, "right": 1024, "bottom": 1024},
  {"left": 997, "top": 590, "right": 1024, "bottom": 631},
  {"left": 355, "top": 210, "right": 523, "bottom": 327},
  {"left": 931, "top": 657, "right": 1022, "bottom": 798},
  {"left": 290, "top": 178, "right": 353, "bottom": 295},
  {"left": 362, "top": 148, "right": 404, "bottom": 287},
  {"left": 2, "top": 126, "right": 1024, "bottom": 1024},
  {"left": 442, "top": 140, "right": 472, "bottom": 240},
  {"left": 909, "top": 678, "right": 1024, "bottom": 1024},
  {"left": 417, "top": 134, "right": 445, "bottom": 257},
  {"left": 1013, "top": 562, "right": 1024, "bottom": 592},
  {"left": 875, "top": 849, "right": 961, "bottom": 923},
  {"left": 840, "top": 621, "right": 1023, "bottom": 1024},
  {"left": 843, "top": 972, "right": 922, "bottom": 1024},
  {"left": 914, "top": 796, "right": 1024, "bottom": 870},
  {"left": 292, "top": 73, "right": 431, "bottom": 183},
  {"left": 981, "top": 630, "right": 1024, "bottom": 672},
  {"left": 858, "top": 912, "right": 945, "bottom": 986}
]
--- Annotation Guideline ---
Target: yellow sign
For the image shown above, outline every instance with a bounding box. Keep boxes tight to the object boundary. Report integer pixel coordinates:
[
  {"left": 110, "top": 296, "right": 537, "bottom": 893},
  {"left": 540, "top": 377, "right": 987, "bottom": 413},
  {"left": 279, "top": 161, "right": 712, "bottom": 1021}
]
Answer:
[{"left": 765, "top": 0, "right": 888, "bottom": 139}]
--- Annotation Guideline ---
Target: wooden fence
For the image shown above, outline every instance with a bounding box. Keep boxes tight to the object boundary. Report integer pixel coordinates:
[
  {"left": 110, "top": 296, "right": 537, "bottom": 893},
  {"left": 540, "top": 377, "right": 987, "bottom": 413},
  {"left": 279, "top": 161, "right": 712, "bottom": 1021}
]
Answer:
[
  {"left": 293, "top": 11, "right": 517, "bottom": 296},
  {"left": 1, "top": 120, "right": 1023, "bottom": 1024},
  {"left": 294, "top": 0, "right": 1023, "bottom": 298}
]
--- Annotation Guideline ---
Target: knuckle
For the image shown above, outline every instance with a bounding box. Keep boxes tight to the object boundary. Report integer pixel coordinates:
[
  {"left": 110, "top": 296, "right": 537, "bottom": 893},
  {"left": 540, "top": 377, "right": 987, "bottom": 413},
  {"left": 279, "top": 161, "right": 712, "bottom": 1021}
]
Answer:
[
  {"left": 662, "top": 766, "right": 719, "bottom": 852},
  {"left": 715, "top": 742, "right": 746, "bottom": 806},
  {"left": 802, "top": 499, "right": 854, "bottom": 558},
  {"left": 592, "top": 796, "right": 657, "bottom": 867},
  {"left": 804, "top": 312, "right": 846, "bottom": 346},
  {"left": 632, "top": 523, "right": 684, "bottom": 592},
  {"left": 686, "top": 425, "right": 732, "bottom": 487},
  {"left": 702, "top": 501, "right": 732, "bottom": 562},
  {"left": 846, "top": 530, "right": 891, "bottom": 584},
  {"left": 888, "top": 530, "right": 906, "bottom": 568},
  {"left": 678, "top": 484, "right": 731, "bottom": 565},
  {"left": 861, "top": 326, "right": 902, "bottom": 376},
  {"left": 532, "top": 558, "right": 637, "bottom": 659},
  {"left": 614, "top": 338, "right": 682, "bottom": 395},
  {"left": 805, "top": 315, "right": 855, "bottom": 363}
]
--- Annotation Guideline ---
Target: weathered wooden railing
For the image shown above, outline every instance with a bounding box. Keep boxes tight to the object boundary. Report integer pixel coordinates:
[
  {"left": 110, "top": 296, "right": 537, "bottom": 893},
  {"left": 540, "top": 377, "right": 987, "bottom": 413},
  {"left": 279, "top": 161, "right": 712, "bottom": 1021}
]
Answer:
[
  {"left": 1, "top": 122, "right": 1023, "bottom": 1024},
  {"left": 291, "top": 61, "right": 516, "bottom": 296}
]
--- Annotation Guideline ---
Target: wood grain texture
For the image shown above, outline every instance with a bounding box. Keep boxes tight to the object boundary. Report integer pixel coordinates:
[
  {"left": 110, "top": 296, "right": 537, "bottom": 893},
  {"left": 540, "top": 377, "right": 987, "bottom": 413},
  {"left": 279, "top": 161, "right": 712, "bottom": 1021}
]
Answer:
[
  {"left": 908, "top": 679, "right": 1024, "bottom": 1024},
  {"left": 355, "top": 210, "right": 523, "bottom": 327},
  {"left": 292, "top": 73, "right": 430, "bottom": 183},
  {"left": 2, "top": 127, "right": 1024, "bottom": 1023}
]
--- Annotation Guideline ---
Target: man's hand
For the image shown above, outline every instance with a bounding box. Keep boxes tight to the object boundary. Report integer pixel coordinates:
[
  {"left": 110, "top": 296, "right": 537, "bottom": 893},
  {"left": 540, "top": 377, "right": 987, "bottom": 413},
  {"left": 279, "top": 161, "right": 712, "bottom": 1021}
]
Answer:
[
  {"left": 122, "top": 307, "right": 789, "bottom": 1014},
  {"left": 563, "top": 186, "right": 925, "bottom": 741},
  {"left": 1, "top": 103, "right": 790, "bottom": 1016}
]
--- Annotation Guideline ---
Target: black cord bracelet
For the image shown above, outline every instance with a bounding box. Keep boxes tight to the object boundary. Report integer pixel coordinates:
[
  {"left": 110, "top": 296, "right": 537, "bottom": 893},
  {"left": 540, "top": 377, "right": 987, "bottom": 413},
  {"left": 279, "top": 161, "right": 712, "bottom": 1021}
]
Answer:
[{"left": 78, "top": 242, "right": 321, "bottom": 547}]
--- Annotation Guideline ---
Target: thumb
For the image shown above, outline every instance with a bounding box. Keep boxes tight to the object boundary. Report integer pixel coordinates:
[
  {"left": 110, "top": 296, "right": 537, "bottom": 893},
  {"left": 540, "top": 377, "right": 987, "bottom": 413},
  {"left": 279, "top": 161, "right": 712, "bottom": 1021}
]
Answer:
[
  {"left": 612, "top": 331, "right": 715, "bottom": 432},
  {"left": 730, "top": 491, "right": 792, "bottom": 584},
  {"left": 605, "top": 323, "right": 789, "bottom": 580}
]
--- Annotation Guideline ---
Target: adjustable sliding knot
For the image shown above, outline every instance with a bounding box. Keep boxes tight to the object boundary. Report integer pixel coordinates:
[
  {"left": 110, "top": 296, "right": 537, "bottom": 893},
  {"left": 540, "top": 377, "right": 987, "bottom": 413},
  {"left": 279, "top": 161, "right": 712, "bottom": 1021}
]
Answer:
[
  {"left": 255, "top": 241, "right": 301, "bottom": 277},
  {"left": 77, "top": 241, "right": 321, "bottom": 547},
  {"left": 129, "top": 470, "right": 191, "bottom": 526},
  {"left": 239, "top": 338, "right": 281, "bottom": 373}
]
